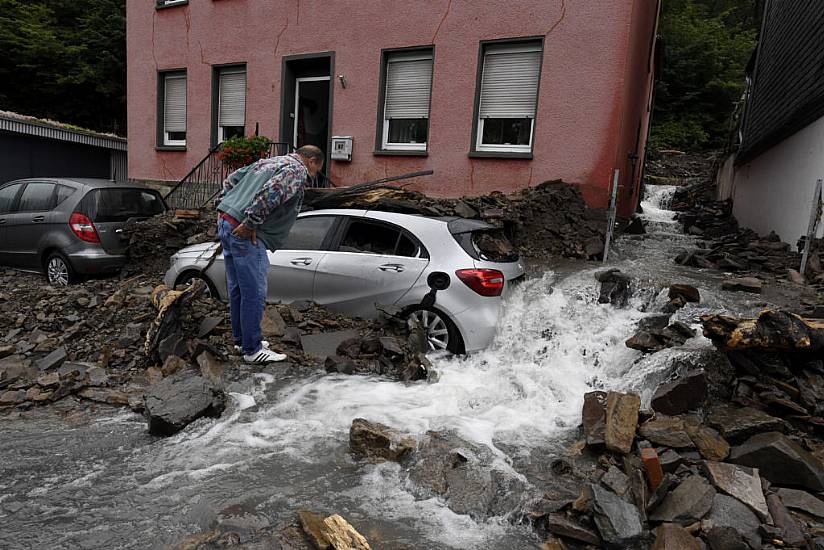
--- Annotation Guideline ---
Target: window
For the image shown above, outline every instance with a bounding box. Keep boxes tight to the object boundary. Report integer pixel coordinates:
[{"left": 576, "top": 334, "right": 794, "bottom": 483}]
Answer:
[
  {"left": 78, "top": 189, "right": 166, "bottom": 222},
  {"left": 474, "top": 41, "right": 543, "bottom": 154},
  {"left": 339, "top": 220, "right": 422, "bottom": 257},
  {"left": 18, "top": 183, "right": 55, "bottom": 212},
  {"left": 283, "top": 216, "right": 335, "bottom": 250},
  {"left": 0, "top": 183, "right": 23, "bottom": 214},
  {"left": 55, "top": 184, "right": 75, "bottom": 207},
  {"left": 379, "top": 49, "right": 433, "bottom": 151},
  {"left": 161, "top": 71, "right": 187, "bottom": 147},
  {"left": 217, "top": 67, "right": 246, "bottom": 142}
]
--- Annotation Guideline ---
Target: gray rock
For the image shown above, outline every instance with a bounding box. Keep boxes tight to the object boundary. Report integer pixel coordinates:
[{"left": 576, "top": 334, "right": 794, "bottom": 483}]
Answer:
[
  {"left": 659, "top": 449, "right": 683, "bottom": 473},
  {"left": 651, "top": 370, "right": 707, "bottom": 415},
  {"left": 721, "top": 277, "right": 761, "bottom": 293},
  {"left": 602, "top": 465, "right": 630, "bottom": 497},
  {"left": 777, "top": 487, "right": 824, "bottom": 518},
  {"left": 349, "top": 418, "right": 416, "bottom": 463},
  {"left": 453, "top": 200, "right": 478, "bottom": 219},
  {"left": 705, "top": 526, "right": 748, "bottom": 550},
  {"left": 407, "top": 430, "right": 529, "bottom": 520},
  {"left": 596, "top": 269, "right": 632, "bottom": 308},
  {"left": 260, "top": 307, "right": 286, "bottom": 338},
  {"left": 651, "top": 523, "right": 700, "bottom": 550},
  {"left": 197, "top": 316, "right": 223, "bottom": 338},
  {"left": 281, "top": 327, "right": 303, "bottom": 347},
  {"left": 36, "top": 347, "right": 67, "bottom": 371},
  {"left": 196, "top": 351, "right": 224, "bottom": 388},
  {"left": 706, "top": 405, "right": 785, "bottom": 443},
  {"left": 704, "top": 461, "right": 769, "bottom": 521},
  {"left": 730, "top": 431, "right": 824, "bottom": 491},
  {"left": 590, "top": 484, "right": 644, "bottom": 546},
  {"left": 668, "top": 284, "right": 700, "bottom": 303},
  {"left": 705, "top": 494, "right": 760, "bottom": 548},
  {"left": 649, "top": 475, "right": 715, "bottom": 525},
  {"left": 86, "top": 367, "right": 109, "bottom": 387},
  {"left": 638, "top": 415, "right": 695, "bottom": 448},
  {"left": 144, "top": 374, "right": 225, "bottom": 436},
  {"left": 301, "top": 330, "right": 360, "bottom": 358},
  {"left": 766, "top": 492, "right": 806, "bottom": 546},
  {"left": 158, "top": 333, "right": 188, "bottom": 363}
]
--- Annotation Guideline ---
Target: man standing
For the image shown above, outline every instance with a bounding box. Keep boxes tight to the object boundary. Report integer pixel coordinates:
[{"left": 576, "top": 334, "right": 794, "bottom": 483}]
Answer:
[{"left": 216, "top": 145, "right": 324, "bottom": 363}]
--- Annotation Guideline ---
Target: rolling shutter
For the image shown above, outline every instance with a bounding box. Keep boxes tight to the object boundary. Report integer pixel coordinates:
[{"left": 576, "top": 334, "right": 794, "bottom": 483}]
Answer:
[
  {"left": 219, "top": 69, "right": 246, "bottom": 127},
  {"left": 164, "top": 74, "right": 187, "bottom": 132},
  {"left": 479, "top": 43, "right": 542, "bottom": 119},
  {"left": 384, "top": 52, "right": 433, "bottom": 119}
]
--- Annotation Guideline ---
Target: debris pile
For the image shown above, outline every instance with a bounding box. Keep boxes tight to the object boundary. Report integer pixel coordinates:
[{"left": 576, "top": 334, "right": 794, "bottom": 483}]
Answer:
[{"left": 644, "top": 150, "right": 718, "bottom": 187}]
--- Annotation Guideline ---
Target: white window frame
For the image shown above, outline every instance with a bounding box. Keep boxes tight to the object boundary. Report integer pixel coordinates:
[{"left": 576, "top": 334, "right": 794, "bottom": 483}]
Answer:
[
  {"left": 475, "top": 42, "right": 542, "bottom": 154},
  {"left": 163, "top": 73, "right": 187, "bottom": 147},
  {"left": 217, "top": 67, "right": 246, "bottom": 143},
  {"left": 381, "top": 50, "right": 433, "bottom": 152},
  {"left": 293, "top": 76, "right": 331, "bottom": 148}
]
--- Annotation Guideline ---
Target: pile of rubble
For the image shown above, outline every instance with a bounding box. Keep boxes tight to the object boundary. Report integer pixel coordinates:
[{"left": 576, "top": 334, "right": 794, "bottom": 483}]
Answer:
[
  {"left": 307, "top": 179, "right": 609, "bottom": 260},
  {"left": 0, "top": 272, "right": 433, "bottom": 431},
  {"left": 644, "top": 150, "right": 719, "bottom": 187}
]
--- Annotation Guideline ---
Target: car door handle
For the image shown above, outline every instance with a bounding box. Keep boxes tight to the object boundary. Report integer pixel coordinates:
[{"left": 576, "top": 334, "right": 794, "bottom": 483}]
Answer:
[
  {"left": 0, "top": 219, "right": 5, "bottom": 225},
  {"left": 290, "top": 257, "right": 313, "bottom": 266},
  {"left": 31, "top": 216, "right": 45, "bottom": 223},
  {"left": 379, "top": 263, "right": 405, "bottom": 272}
]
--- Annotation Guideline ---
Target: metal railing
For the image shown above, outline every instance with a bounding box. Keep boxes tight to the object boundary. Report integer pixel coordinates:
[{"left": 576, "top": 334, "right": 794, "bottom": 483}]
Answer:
[{"left": 164, "top": 142, "right": 293, "bottom": 210}]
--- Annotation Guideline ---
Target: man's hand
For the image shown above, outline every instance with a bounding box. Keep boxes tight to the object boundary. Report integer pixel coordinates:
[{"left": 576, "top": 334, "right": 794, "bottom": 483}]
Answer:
[{"left": 232, "top": 223, "right": 257, "bottom": 244}]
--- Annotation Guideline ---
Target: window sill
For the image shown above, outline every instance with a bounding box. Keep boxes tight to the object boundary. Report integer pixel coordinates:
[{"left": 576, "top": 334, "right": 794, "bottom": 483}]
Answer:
[
  {"left": 373, "top": 150, "right": 428, "bottom": 157},
  {"left": 469, "top": 151, "right": 533, "bottom": 160},
  {"left": 156, "top": 1, "right": 188, "bottom": 10},
  {"left": 156, "top": 145, "right": 187, "bottom": 152}
]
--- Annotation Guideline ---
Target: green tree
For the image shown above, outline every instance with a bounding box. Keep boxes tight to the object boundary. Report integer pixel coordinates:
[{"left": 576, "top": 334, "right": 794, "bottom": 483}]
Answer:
[
  {"left": 650, "top": 0, "right": 758, "bottom": 151},
  {"left": 0, "top": 0, "right": 125, "bottom": 134}
]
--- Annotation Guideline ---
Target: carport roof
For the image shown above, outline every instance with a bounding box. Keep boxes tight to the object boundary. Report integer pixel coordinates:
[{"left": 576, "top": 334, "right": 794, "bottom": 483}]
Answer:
[{"left": 0, "top": 110, "right": 127, "bottom": 152}]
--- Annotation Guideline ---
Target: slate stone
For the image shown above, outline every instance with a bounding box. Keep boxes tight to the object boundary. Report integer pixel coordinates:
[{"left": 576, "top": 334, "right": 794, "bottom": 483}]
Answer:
[
  {"left": 601, "top": 465, "right": 630, "bottom": 497},
  {"left": 651, "top": 370, "right": 707, "bottom": 415},
  {"left": 704, "top": 461, "right": 769, "bottom": 521},
  {"left": 144, "top": 374, "right": 225, "bottom": 436},
  {"left": 590, "top": 485, "right": 644, "bottom": 546},
  {"left": 730, "top": 431, "right": 824, "bottom": 491},
  {"left": 766, "top": 493, "right": 806, "bottom": 546},
  {"left": 649, "top": 475, "right": 715, "bottom": 525},
  {"left": 777, "top": 487, "right": 824, "bottom": 518},
  {"left": 196, "top": 351, "right": 224, "bottom": 388},
  {"left": 705, "top": 526, "right": 748, "bottom": 550},
  {"left": 197, "top": 316, "right": 223, "bottom": 338},
  {"left": 686, "top": 423, "right": 729, "bottom": 461},
  {"left": 301, "top": 330, "right": 360, "bottom": 359},
  {"left": 546, "top": 513, "right": 601, "bottom": 545},
  {"left": 349, "top": 418, "right": 416, "bottom": 463},
  {"left": 651, "top": 523, "right": 700, "bottom": 550},
  {"left": 659, "top": 449, "right": 683, "bottom": 473},
  {"left": 668, "top": 284, "right": 700, "bottom": 303},
  {"left": 582, "top": 391, "right": 607, "bottom": 447},
  {"left": 721, "top": 277, "right": 762, "bottom": 293},
  {"left": 639, "top": 415, "right": 694, "bottom": 448},
  {"left": 706, "top": 405, "right": 785, "bottom": 443},
  {"left": 605, "top": 391, "right": 640, "bottom": 454},
  {"left": 705, "top": 494, "right": 760, "bottom": 548},
  {"left": 260, "top": 307, "right": 287, "bottom": 338},
  {"left": 281, "top": 327, "right": 303, "bottom": 347},
  {"left": 36, "top": 347, "right": 67, "bottom": 371}
]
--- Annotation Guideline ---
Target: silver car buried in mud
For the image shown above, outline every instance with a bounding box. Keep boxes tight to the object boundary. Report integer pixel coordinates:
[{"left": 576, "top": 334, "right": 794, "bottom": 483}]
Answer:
[{"left": 164, "top": 209, "right": 524, "bottom": 353}]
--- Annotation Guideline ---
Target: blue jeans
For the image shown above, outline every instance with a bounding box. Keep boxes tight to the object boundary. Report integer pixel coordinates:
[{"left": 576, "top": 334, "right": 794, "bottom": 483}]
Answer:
[{"left": 217, "top": 218, "right": 268, "bottom": 355}]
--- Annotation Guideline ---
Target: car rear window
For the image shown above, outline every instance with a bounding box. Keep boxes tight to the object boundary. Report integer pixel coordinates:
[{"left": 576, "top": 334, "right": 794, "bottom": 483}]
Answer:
[
  {"left": 451, "top": 227, "right": 519, "bottom": 262},
  {"left": 79, "top": 188, "right": 166, "bottom": 223}
]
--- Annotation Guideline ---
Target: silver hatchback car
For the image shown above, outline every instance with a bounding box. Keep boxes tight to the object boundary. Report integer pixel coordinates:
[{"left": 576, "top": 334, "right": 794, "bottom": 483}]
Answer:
[{"left": 164, "top": 209, "right": 524, "bottom": 353}]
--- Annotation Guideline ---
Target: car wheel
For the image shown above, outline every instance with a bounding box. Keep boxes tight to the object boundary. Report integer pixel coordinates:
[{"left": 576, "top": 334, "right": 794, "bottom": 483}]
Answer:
[
  {"left": 175, "top": 271, "right": 217, "bottom": 298},
  {"left": 406, "top": 307, "right": 465, "bottom": 354},
  {"left": 45, "top": 252, "right": 76, "bottom": 286}
]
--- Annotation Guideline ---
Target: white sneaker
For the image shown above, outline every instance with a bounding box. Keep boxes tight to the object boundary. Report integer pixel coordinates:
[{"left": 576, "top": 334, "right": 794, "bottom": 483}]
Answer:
[
  {"left": 234, "top": 340, "right": 270, "bottom": 354},
  {"left": 243, "top": 347, "right": 287, "bottom": 363}
]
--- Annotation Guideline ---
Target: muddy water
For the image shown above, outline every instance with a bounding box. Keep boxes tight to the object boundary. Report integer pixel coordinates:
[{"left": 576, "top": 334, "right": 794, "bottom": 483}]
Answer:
[{"left": 0, "top": 186, "right": 788, "bottom": 549}]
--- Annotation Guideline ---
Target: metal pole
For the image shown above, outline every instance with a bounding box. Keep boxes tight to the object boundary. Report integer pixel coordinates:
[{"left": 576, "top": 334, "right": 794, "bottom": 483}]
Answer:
[
  {"left": 800, "top": 178, "right": 823, "bottom": 276},
  {"left": 603, "top": 169, "right": 620, "bottom": 263}
]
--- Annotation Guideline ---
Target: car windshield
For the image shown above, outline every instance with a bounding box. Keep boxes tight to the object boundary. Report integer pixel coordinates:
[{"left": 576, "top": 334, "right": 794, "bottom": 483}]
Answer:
[{"left": 79, "top": 188, "right": 166, "bottom": 223}]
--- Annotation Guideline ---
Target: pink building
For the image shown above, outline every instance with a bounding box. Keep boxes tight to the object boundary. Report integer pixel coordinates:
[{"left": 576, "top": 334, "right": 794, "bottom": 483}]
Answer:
[{"left": 128, "top": 0, "right": 659, "bottom": 216}]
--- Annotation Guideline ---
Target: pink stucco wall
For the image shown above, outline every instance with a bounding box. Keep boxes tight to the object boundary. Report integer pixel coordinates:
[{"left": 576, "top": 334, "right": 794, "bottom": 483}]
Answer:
[{"left": 127, "top": 0, "right": 658, "bottom": 215}]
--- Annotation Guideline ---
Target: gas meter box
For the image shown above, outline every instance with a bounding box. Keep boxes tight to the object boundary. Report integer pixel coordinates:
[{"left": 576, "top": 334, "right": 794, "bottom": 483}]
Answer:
[{"left": 331, "top": 136, "right": 353, "bottom": 161}]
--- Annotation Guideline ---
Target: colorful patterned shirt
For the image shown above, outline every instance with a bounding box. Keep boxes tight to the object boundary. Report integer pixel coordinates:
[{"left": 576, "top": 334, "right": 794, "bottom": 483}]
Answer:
[{"left": 216, "top": 153, "right": 308, "bottom": 227}]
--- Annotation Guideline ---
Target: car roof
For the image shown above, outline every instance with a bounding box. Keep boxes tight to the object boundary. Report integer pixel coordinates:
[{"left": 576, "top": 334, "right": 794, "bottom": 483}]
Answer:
[
  {"left": 300, "top": 208, "right": 496, "bottom": 232},
  {"left": 1, "top": 177, "right": 153, "bottom": 190}
]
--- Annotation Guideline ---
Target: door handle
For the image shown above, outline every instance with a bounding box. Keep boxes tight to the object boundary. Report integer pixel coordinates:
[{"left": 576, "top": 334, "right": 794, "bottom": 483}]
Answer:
[
  {"left": 0, "top": 219, "right": 6, "bottom": 225},
  {"left": 290, "top": 257, "right": 313, "bottom": 266},
  {"left": 379, "top": 263, "right": 405, "bottom": 272},
  {"left": 32, "top": 216, "right": 45, "bottom": 223}
]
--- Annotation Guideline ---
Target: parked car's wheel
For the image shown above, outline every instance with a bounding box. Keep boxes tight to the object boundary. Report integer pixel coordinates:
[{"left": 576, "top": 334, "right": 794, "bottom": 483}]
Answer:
[
  {"left": 175, "top": 270, "right": 217, "bottom": 298},
  {"left": 405, "top": 307, "right": 464, "bottom": 354},
  {"left": 45, "top": 252, "right": 77, "bottom": 286}
]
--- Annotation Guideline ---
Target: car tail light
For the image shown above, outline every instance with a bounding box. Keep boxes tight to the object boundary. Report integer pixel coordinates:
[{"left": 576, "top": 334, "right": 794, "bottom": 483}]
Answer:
[
  {"left": 69, "top": 212, "right": 100, "bottom": 243},
  {"left": 455, "top": 269, "right": 505, "bottom": 297}
]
